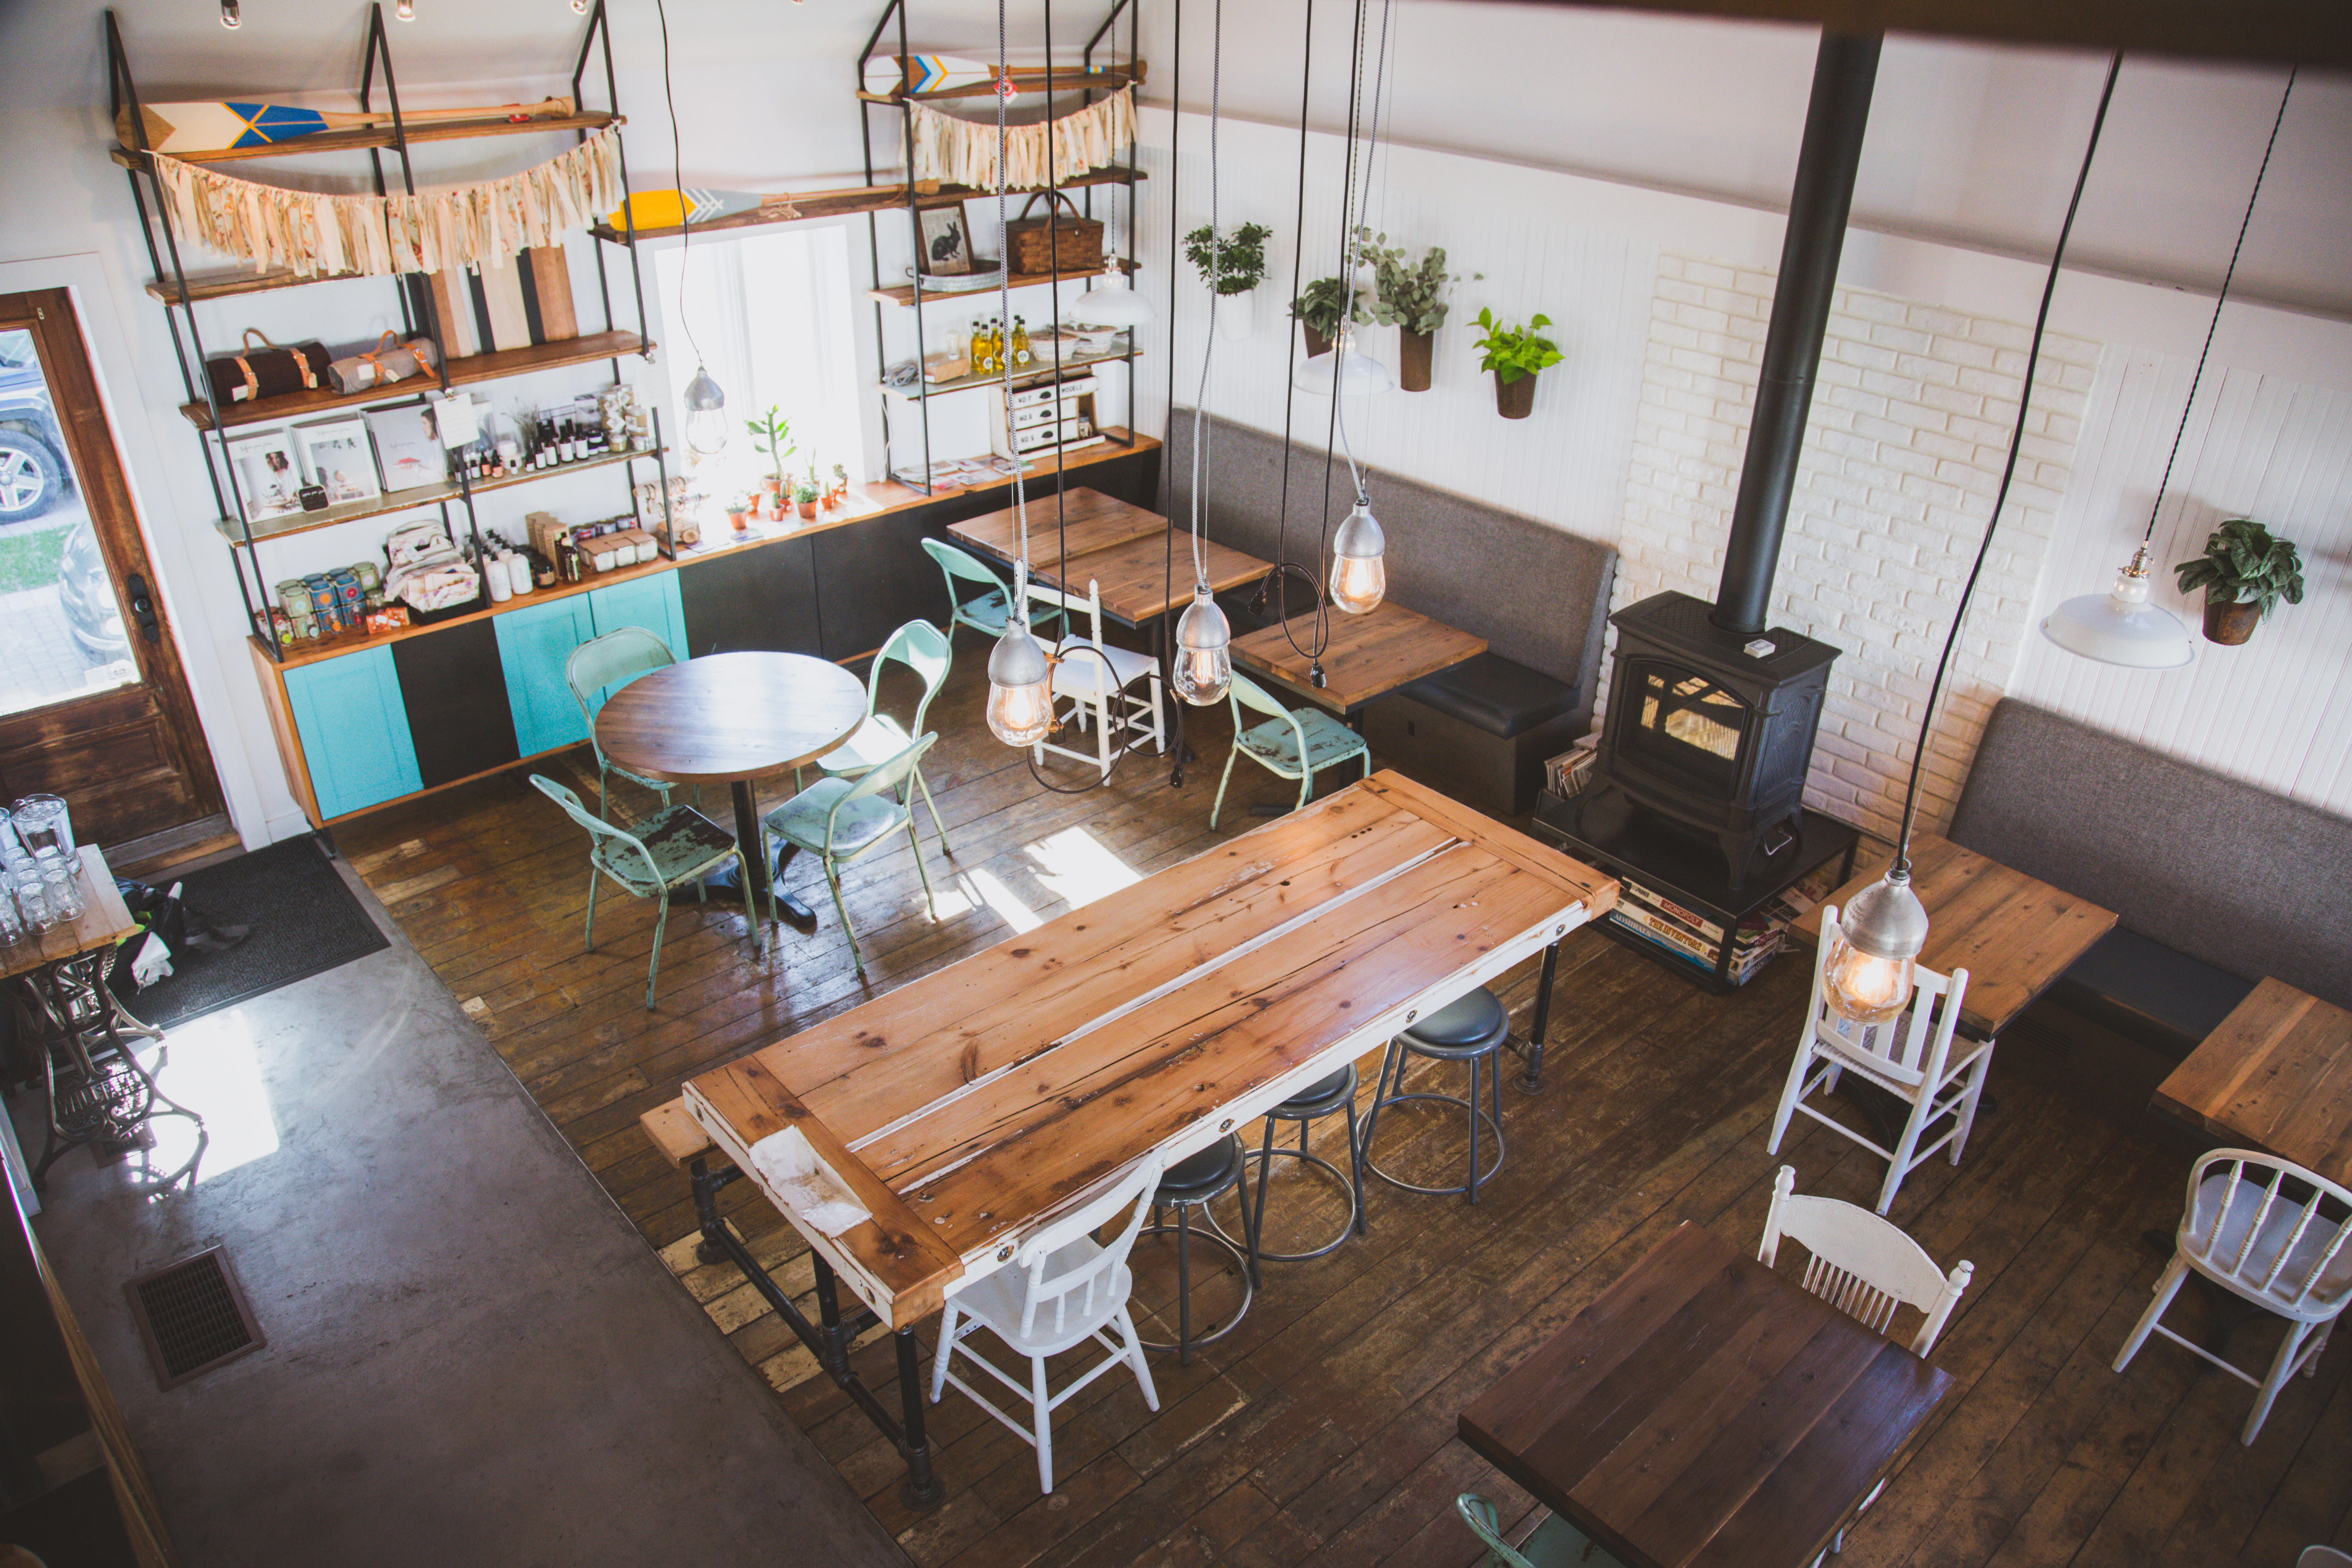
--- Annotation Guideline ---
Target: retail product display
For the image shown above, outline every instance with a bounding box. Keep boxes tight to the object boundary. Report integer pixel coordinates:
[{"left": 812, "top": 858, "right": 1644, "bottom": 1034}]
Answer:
[
  {"left": 362, "top": 403, "right": 450, "bottom": 492},
  {"left": 324, "top": 330, "right": 440, "bottom": 394},
  {"left": 293, "top": 414, "right": 381, "bottom": 505},
  {"left": 205, "top": 329, "right": 330, "bottom": 406},
  {"left": 223, "top": 426, "right": 304, "bottom": 517}
]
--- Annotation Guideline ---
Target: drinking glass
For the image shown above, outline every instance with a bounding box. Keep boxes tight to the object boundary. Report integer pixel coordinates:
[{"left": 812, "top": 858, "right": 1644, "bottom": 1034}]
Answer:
[
  {"left": 0, "top": 874, "right": 23, "bottom": 946},
  {"left": 12, "top": 795, "right": 74, "bottom": 869},
  {"left": 43, "top": 863, "right": 83, "bottom": 924},
  {"left": 13, "top": 869, "right": 55, "bottom": 933}
]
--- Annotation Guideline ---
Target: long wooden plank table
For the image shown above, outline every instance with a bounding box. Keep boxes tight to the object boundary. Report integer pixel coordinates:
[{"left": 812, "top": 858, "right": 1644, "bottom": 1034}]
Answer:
[
  {"left": 676, "top": 770, "right": 1617, "bottom": 1505},
  {"left": 948, "top": 488, "right": 1272, "bottom": 627},
  {"left": 1786, "top": 833, "right": 2115, "bottom": 1040},
  {"left": 1458, "top": 1222, "right": 1953, "bottom": 1568},
  {"left": 2153, "top": 978, "right": 2352, "bottom": 1187},
  {"left": 950, "top": 486, "right": 1169, "bottom": 577},
  {"left": 1233, "top": 600, "right": 1488, "bottom": 717}
]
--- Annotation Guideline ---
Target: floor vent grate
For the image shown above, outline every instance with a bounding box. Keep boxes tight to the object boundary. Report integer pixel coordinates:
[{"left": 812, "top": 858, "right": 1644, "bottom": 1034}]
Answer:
[{"left": 124, "top": 1247, "right": 264, "bottom": 1388}]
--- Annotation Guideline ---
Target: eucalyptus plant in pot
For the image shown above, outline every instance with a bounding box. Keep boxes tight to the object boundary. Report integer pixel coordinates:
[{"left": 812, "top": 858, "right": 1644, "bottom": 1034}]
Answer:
[
  {"left": 1470, "top": 308, "right": 1564, "bottom": 419},
  {"left": 1290, "top": 275, "right": 1367, "bottom": 359},
  {"left": 2174, "top": 517, "right": 2304, "bottom": 645},
  {"left": 1185, "top": 221, "right": 1272, "bottom": 339},
  {"left": 1357, "top": 227, "right": 1477, "bottom": 392}
]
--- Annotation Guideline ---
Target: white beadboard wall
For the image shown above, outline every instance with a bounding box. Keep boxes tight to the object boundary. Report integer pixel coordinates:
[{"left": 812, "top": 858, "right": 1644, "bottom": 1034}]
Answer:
[{"left": 2007, "top": 356, "right": 2352, "bottom": 814}]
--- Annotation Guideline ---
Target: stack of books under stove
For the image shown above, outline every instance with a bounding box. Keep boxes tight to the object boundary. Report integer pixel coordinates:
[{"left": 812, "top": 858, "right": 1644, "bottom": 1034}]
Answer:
[{"left": 1605, "top": 862, "right": 1841, "bottom": 987}]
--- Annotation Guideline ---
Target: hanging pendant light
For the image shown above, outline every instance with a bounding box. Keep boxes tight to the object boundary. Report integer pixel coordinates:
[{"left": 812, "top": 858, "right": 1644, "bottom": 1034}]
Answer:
[
  {"left": 2041, "top": 545, "right": 2195, "bottom": 668},
  {"left": 681, "top": 364, "right": 727, "bottom": 457},
  {"left": 1293, "top": 325, "right": 1394, "bottom": 396},
  {"left": 1172, "top": 585, "right": 1233, "bottom": 704},
  {"left": 219, "top": 0, "right": 241, "bottom": 28},
  {"left": 1327, "top": 496, "right": 1387, "bottom": 615},
  {"left": 986, "top": 566, "right": 1056, "bottom": 746},
  {"left": 1822, "top": 868, "right": 1931, "bottom": 1023},
  {"left": 1073, "top": 271, "right": 1153, "bottom": 327}
]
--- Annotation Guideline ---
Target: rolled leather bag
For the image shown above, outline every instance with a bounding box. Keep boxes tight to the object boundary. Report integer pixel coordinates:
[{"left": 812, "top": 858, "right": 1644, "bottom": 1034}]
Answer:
[
  {"left": 327, "top": 330, "right": 441, "bottom": 394},
  {"left": 205, "top": 328, "right": 331, "bottom": 406}
]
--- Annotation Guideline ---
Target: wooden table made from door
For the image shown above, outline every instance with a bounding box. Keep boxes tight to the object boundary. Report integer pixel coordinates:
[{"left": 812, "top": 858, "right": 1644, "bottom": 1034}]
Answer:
[
  {"left": 950, "top": 495, "right": 1272, "bottom": 628},
  {"left": 1458, "top": 1221, "right": 1953, "bottom": 1568},
  {"left": 679, "top": 770, "right": 1617, "bottom": 1501},
  {"left": 594, "top": 651, "right": 867, "bottom": 929},
  {"left": 2154, "top": 978, "right": 2352, "bottom": 1187},
  {"left": 950, "top": 486, "right": 1169, "bottom": 579},
  {"left": 1233, "top": 600, "right": 1488, "bottom": 717},
  {"left": 1787, "top": 833, "right": 2116, "bottom": 1040}
]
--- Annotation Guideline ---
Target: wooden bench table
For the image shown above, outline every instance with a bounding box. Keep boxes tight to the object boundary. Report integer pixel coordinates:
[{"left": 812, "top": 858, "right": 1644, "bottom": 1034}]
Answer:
[
  {"left": 2153, "top": 977, "right": 2352, "bottom": 1187},
  {"left": 949, "top": 486, "right": 1169, "bottom": 578},
  {"left": 1232, "top": 600, "right": 1488, "bottom": 718},
  {"left": 663, "top": 771, "right": 1618, "bottom": 1506}
]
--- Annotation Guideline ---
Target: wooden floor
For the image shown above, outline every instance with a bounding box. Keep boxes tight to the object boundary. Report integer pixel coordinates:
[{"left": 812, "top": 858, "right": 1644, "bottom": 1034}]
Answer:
[{"left": 336, "top": 653, "right": 2352, "bottom": 1568}]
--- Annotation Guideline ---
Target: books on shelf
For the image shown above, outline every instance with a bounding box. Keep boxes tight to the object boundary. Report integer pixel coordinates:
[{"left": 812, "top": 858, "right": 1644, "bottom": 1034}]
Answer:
[{"left": 1607, "top": 859, "right": 1842, "bottom": 987}]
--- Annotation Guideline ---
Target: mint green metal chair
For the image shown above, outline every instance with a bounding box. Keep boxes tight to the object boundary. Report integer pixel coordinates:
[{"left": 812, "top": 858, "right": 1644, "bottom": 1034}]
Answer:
[
  {"left": 530, "top": 775, "right": 751, "bottom": 1008},
  {"left": 1456, "top": 1494, "right": 1630, "bottom": 1568},
  {"left": 763, "top": 733, "right": 941, "bottom": 977},
  {"left": 922, "top": 537, "right": 1056, "bottom": 646},
  {"left": 567, "top": 626, "right": 683, "bottom": 820},
  {"left": 819, "top": 619, "right": 953, "bottom": 851},
  {"left": 1210, "top": 673, "right": 1372, "bottom": 829}
]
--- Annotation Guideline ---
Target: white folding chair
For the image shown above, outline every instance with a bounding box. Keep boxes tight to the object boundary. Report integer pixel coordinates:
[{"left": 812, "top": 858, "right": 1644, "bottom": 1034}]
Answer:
[
  {"left": 1022, "top": 576, "right": 1165, "bottom": 777},
  {"left": 1767, "top": 905, "right": 1992, "bottom": 1214},
  {"left": 1762, "top": 1165, "right": 1972, "bottom": 1560},
  {"left": 2114, "top": 1149, "right": 2352, "bottom": 1445},
  {"left": 930, "top": 1150, "right": 1165, "bottom": 1494}
]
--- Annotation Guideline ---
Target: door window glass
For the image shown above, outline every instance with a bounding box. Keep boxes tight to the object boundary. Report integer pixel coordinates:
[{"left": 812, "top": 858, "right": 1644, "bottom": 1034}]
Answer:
[{"left": 0, "top": 328, "right": 137, "bottom": 717}]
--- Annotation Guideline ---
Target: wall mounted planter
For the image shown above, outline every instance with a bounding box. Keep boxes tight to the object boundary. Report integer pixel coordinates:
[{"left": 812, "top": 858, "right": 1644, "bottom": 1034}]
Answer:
[
  {"left": 1399, "top": 330, "right": 1434, "bottom": 392},
  {"left": 1494, "top": 371, "right": 1536, "bottom": 419}
]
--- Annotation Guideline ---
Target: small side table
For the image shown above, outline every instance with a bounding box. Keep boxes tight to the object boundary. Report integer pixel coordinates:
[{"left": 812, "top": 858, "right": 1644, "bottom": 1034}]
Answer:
[{"left": 2, "top": 847, "right": 204, "bottom": 1191}]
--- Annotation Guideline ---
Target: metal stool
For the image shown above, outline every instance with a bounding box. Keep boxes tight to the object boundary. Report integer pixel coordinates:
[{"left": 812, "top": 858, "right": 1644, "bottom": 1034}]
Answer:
[
  {"left": 1361, "top": 987, "right": 1508, "bottom": 1204},
  {"left": 1134, "top": 1134, "right": 1259, "bottom": 1364},
  {"left": 1227, "top": 1065, "right": 1366, "bottom": 1276}
]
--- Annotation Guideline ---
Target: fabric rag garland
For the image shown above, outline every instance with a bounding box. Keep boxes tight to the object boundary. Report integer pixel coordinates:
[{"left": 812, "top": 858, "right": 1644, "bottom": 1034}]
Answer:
[
  {"left": 149, "top": 126, "right": 624, "bottom": 279},
  {"left": 909, "top": 84, "right": 1132, "bottom": 192}
]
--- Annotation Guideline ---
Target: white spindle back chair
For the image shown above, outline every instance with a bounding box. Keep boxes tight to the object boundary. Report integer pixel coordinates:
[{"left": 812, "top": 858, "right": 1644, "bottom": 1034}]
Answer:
[
  {"left": 929, "top": 1150, "right": 1164, "bottom": 1493},
  {"left": 1767, "top": 905, "right": 1993, "bottom": 1214},
  {"left": 1760, "top": 1166, "right": 1973, "bottom": 1356},
  {"left": 1022, "top": 576, "right": 1166, "bottom": 777},
  {"left": 2114, "top": 1148, "right": 2352, "bottom": 1444}
]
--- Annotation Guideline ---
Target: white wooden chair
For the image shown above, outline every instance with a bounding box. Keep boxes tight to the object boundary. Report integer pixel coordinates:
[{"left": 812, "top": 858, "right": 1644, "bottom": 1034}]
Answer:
[
  {"left": 1022, "top": 576, "right": 1165, "bottom": 777},
  {"left": 1762, "top": 1165, "right": 1972, "bottom": 1560},
  {"left": 2114, "top": 1149, "right": 2352, "bottom": 1445},
  {"left": 1766, "top": 905, "right": 1992, "bottom": 1215},
  {"left": 930, "top": 1150, "right": 1164, "bottom": 1494}
]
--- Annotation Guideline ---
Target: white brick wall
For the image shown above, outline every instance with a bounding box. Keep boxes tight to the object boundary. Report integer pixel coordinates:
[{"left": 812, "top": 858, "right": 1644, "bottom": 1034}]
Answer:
[{"left": 1604, "top": 255, "right": 2102, "bottom": 840}]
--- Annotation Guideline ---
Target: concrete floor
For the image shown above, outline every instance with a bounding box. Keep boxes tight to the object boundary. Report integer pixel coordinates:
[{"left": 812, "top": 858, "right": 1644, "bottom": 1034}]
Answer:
[{"left": 12, "top": 858, "right": 908, "bottom": 1567}]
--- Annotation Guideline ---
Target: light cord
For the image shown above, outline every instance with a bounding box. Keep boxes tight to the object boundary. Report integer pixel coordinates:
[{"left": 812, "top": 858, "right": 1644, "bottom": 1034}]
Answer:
[
  {"left": 994, "top": 0, "right": 1028, "bottom": 568},
  {"left": 653, "top": 0, "right": 703, "bottom": 370},
  {"left": 1328, "top": 0, "right": 1391, "bottom": 505},
  {"left": 1184, "top": 0, "right": 1223, "bottom": 590}
]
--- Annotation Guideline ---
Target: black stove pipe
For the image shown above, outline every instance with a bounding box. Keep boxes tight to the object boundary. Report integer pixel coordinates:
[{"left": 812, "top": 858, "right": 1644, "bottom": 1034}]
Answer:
[{"left": 1711, "top": 30, "right": 1883, "bottom": 637}]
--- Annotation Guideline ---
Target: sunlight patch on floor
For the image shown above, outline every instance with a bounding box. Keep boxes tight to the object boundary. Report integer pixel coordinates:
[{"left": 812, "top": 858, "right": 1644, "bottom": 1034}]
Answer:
[
  {"left": 143, "top": 1009, "right": 281, "bottom": 1184},
  {"left": 1024, "top": 826, "right": 1140, "bottom": 909}
]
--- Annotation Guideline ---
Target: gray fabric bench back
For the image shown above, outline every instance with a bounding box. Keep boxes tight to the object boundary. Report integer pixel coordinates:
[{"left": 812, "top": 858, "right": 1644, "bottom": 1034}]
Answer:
[
  {"left": 1949, "top": 697, "right": 2352, "bottom": 1010},
  {"left": 1165, "top": 409, "right": 1616, "bottom": 717}
]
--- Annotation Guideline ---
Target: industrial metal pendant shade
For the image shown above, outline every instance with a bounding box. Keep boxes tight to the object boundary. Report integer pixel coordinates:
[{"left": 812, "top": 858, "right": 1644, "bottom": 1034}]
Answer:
[
  {"left": 2040, "top": 545, "right": 2196, "bottom": 669},
  {"left": 985, "top": 566, "right": 1055, "bottom": 747},
  {"left": 1172, "top": 586, "right": 1234, "bottom": 705},
  {"left": 1293, "top": 328, "right": 1394, "bottom": 396},
  {"left": 1822, "top": 868, "right": 1931, "bottom": 1024},
  {"left": 1327, "top": 498, "right": 1387, "bottom": 615},
  {"left": 1073, "top": 272, "right": 1153, "bottom": 326},
  {"left": 681, "top": 364, "right": 727, "bottom": 457}
]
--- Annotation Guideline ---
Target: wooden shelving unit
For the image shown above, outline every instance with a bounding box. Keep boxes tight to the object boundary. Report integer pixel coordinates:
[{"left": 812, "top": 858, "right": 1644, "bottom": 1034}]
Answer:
[
  {"left": 106, "top": 109, "right": 619, "bottom": 167},
  {"left": 867, "top": 258, "right": 1137, "bottom": 307},
  {"left": 209, "top": 443, "right": 659, "bottom": 544},
  {"left": 881, "top": 346, "right": 1141, "bottom": 399},
  {"left": 177, "top": 329, "right": 650, "bottom": 431}
]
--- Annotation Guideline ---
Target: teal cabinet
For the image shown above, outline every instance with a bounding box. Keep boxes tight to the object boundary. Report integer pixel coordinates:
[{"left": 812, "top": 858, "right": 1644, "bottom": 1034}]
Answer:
[
  {"left": 283, "top": 646, "right": 423, "bottom": 820},
  {"left": 493, "top": 594, "right": 599, "bottom": 758},
  {"left": 588, "top": 572, "right": 687, "bottom": 661}
]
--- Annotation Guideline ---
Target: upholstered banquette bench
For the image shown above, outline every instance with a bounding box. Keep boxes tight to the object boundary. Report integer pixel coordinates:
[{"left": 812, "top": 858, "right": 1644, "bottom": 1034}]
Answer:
[
  {"left": 1169, "top": 410, "right": 1616, "bottom": 816},
  {"left": 1948, "top": 698, "right": 2352, "bottom": 1112}
]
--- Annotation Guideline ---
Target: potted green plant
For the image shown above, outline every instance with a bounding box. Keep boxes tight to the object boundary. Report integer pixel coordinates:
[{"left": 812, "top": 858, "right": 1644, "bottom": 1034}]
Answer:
[
  {"left": 1471, "top": 308, "right": 1564, "bottom": 420},
  {"left": 726, "top": 491, "right": 755, "bottom": 535},
  {"left": 794, "top": 477, "right": 820, "bottom": 521},
  {"left": 829, "top": 461, "right": 850, "bottom": 509},
  {"left": 1357, "top": 227, "right": 1478, "bottom": 392},
  {"left": 1290, "top": 274, "right": 1367, "bottom": 359},
  {"left": 2174, "top": 517, "right": 2304, "bottom": 645},
  {"left": 746, "top": 405, "right": 795, "bottom": 510},
  {"left": 1185, "top": 221, "right": 1272, "bottom": 338}
]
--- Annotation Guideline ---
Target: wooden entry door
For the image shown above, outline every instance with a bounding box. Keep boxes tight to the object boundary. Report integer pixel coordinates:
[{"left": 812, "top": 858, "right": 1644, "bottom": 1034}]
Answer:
[{"left": 0, "top": 288, "right": 227, "bottom": 863}]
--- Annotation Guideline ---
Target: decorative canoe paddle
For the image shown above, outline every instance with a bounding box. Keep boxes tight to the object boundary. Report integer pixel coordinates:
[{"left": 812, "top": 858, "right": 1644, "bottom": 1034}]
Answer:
[
  {"left": 860, "top": 55, "right": 1135, "bottom": 98},
  {"left": 116, "top": 96, "right": 577, "bottom": 155},
  {"left": 606, "top": 188, "right": 794, "bottom": 232}
]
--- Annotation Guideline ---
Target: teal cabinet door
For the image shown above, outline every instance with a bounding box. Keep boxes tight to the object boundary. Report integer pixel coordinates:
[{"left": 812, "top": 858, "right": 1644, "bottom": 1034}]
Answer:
[
  {"left": 494, "top": 594, "right": 599, "bottom": 757},
  {"left": 588, "top": 572, "right": 687, "bottom": 662},
  {"left": 283, "top": 646, "right": 424, "bottom": 820}
]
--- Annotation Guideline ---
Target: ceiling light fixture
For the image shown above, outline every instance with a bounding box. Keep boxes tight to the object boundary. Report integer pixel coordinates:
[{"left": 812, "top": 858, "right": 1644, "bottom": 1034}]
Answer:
[
  {"left": 572, "top": 0, "right": 590, "bottom": 13},
  {"left": 2042, "top": 69, "right": 2294, "bottom": 673},
  {"left": 1073, "top": 271, "right": 1152, "bottom": 327},
  {"left": 1824, "top": 55, "right": 2119, "bottom": 1024},
  {"left": 395, "top": 0, "right": 415, "bottom": 19},
  {"left": 219, "top": 0, "right": 241, "bottom": 27},
  {"left": 1169, "top": 0, "right": 1236, "bottom": 708}
]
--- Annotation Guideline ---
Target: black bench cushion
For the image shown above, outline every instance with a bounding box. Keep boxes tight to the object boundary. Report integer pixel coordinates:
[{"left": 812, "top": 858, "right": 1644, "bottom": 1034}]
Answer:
[
  {"left": 1399, "top": 654, "right": 1578, "bottom": 740},
  {"left": 2045, "top": 926, "right": 2257, "bottom": 1063}
]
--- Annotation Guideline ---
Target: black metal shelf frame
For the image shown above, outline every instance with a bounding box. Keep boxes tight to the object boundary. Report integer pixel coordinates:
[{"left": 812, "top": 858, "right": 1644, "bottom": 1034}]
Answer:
[
  {"left": 854, "top": 0, "right": 1143, "bottom": 497},
  {"left": 105, "top": 0, "right": 669, "bottom": 666}
]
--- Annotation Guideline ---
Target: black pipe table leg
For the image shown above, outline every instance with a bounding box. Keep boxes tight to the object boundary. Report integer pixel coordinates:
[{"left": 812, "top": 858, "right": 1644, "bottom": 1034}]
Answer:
[
  {"left": 690, "top": 1156, "right": 730, "bottom": 1265},
  {"left": 895, "top": 1327, "right": 945, "bottom": 1510},
  {"left": 1516, "top": 940, "right": 1562, "bottom": 1094}
]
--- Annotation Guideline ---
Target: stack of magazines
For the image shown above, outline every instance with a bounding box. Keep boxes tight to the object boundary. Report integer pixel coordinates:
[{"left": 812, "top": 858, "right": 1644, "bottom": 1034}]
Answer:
[{"left": 1605, "top": 862, "right": 1841, "bottom": 985}]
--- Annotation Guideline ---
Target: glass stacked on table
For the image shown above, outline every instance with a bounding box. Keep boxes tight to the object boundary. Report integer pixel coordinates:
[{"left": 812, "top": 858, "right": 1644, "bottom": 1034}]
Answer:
[{"left": 0, "top": 794, "right": 83, "bottom": 944}]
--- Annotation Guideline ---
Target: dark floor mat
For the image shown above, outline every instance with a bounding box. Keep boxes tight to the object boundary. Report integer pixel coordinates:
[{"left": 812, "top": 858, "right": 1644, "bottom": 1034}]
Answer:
[{"left": 124, "top": 837, "right": 389, "bottom": 1030}]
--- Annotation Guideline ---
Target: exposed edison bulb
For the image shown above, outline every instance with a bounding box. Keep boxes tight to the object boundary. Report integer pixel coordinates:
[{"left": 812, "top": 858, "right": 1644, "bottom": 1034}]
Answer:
[
  {"left": 1328, "top": 498, "right": 1387, "bottom": 615},
  {"left": 220, "top": 0, "right": 241, "bottom": 28},
  {"left": 571, "top": 0, "right": 589, "bottom": 11},
  {"left": 1820, "top": 873, "right": 1929, "bottom": 1025},
  {"left": 681, "top": 364, "right": 727, "bottom": 457},
  {"left": 986, "top": 568, "right": 1055, "bottom": 746},
  {"left": 395, "top": 0, "right": 415, "bottom": 18},
  {"left": 1172, "top": 586, "right": 1232, "bottom": 705}
]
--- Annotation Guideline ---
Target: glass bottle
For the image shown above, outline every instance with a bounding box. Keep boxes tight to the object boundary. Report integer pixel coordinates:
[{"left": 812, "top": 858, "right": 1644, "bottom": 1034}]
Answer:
[{"left": 1011, "top": 316, "right": 1032, "bottom": 368}]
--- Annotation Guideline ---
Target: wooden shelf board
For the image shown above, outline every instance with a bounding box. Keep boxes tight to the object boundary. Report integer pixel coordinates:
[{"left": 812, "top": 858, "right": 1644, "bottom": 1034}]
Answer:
[
  {"left": 858, "top": 64, "right": 1144, "bottom": 104},
  {"left": 146, "top": 267, "right": 390, "bottom": 305},
  {"left": 882, "top": 347, "right": 1140, "bottom": 400},
  {"left": 587, "top": 167, "right": 1144, "bottom": 245},
  {"left": 180, "top": 330, "right": 650, "bottom": 432},
  {"left": 869, "top": 258, "right": 1138, "bottom": 307},
  {"left": 111, "top": 110, "right": 619, "bottom": 168},
  {"left": 213, "top": 443, "right": 662, "bottom": 546}
]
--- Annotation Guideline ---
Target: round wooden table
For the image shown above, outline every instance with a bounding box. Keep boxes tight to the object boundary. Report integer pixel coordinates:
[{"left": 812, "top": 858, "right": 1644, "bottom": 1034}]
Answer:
[{"left": 594, "top": 651, "right": 867, "bottom": 927}]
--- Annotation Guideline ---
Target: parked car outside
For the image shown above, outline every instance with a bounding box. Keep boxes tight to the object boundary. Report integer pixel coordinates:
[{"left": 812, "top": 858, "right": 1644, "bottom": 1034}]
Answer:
[
  {"left": 0, "top": 329, "right": 75, "bottom": 525},
  {"left": 57, "top": 518, "right": 129, "bottom": 668}
]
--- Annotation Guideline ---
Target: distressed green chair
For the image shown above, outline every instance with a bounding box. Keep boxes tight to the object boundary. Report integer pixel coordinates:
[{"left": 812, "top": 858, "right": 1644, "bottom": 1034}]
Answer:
[
  {"left": 1210, "top": 673, "right": 1372, "bottom": 829},
  {"left": 530, "top": 775, "right": 750, "bottom": 1009},
  {"left": 921, "top": 537, "right": 1056, "bottom": 646},
  {"left": 763, "top": 733, "right": 940, "bottom": 978},
  {"left": 819, "top": 618, "right": 953, "bottom": 851},
  {"left": 1456, "top": 1494, "right": 1630, "bottom": 1568},
  {"left": 566, "top": 626, "right": 684, "bottom": 820}
]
